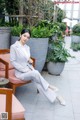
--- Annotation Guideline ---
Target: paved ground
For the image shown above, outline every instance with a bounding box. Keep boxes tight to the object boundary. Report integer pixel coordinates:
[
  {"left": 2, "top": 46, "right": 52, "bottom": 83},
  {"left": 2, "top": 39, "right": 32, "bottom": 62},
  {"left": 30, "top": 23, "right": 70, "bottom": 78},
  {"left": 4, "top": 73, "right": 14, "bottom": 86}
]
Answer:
[{"left": 16, "top": 36, "right": 80, "bottom": 120}]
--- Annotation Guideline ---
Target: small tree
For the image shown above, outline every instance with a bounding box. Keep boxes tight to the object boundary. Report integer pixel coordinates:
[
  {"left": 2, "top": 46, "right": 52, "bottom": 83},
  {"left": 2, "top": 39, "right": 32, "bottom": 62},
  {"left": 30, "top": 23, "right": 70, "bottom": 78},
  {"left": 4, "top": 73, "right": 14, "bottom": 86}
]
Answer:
[
  {"left": 1, "top": 0, "right": 65, "bottom": 26},
  {"left": 4, "top": 0, "right": 19, "bottom": 26},
  {"left": 23, "top": 0, "right": 54, "bottom": 26},
  {"left": 57, "top": 8, "right": 65, "bottom": 22},
  {"left": 0, "top": 0, "right": 5, "bottom": 14},
  {"left": 0, "top": 0, "right": 5, "bottom": 25}
]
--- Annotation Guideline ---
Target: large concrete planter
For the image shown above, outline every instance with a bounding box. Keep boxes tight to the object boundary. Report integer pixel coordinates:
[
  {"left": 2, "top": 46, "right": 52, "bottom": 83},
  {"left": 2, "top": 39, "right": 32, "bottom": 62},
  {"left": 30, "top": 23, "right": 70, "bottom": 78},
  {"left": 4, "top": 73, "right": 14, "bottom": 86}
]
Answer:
[
  {"left": 10, "top": 36, "right": 19, "bottom": 46},
  {"left": 0, "top": 27, "right": 11, "bottom": 49},
  {"left": 27, "top": 38, "right": 49, "bottom": 72},
  {"left": 10, "top": 36, "right": 49, "bottom": 72},
  {"left": 47, "top": 62, "right": 65, "bottom": 75}
]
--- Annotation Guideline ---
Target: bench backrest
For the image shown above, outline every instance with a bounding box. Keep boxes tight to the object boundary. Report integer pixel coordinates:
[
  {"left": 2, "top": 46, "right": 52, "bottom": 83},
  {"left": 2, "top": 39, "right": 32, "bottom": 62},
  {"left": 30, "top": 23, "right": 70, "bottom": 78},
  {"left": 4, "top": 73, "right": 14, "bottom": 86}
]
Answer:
[
  {"left": 0, "top": 49, "right": 14, "bottom": 78},
  {"left": 0, "top": 49, "right": 14, "bottom": 71}
]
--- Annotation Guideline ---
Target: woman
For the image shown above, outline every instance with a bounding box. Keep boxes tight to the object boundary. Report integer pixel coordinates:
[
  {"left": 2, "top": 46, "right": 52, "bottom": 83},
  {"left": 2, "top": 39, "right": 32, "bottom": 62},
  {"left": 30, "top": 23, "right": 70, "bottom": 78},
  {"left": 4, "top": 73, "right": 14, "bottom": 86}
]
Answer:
[{"left": 10, "top": 29, "right": 66, "bottom": 105}]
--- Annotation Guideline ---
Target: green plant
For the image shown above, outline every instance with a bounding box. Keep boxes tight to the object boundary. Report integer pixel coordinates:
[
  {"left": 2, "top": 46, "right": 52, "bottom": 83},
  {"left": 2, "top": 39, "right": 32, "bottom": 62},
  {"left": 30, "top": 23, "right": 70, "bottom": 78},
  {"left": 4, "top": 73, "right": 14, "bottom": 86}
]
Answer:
[
  {"left": 59, "top": 22, "right": 66, "bottom": 32},
  {"left": 31, "top": 20, "right": 63, "bottom": 38},
  {"left": 47, "top": 39, "right": 71, "bottom": 62},
  {"left": 31, "top": 26, "right": 50, "bottom": 38},
  {"left": 31, "top": 20, "right": 51, "bottom": 38},
  {"left": 0, "top": 0, "right": 5, "bottom": 14},
  {"left": 57, "top": 8, "right": 66, "bottom": 22},
  {"left": 11, "top": 25, "right": 23, "bottom": 36},
  {"left": 72, "top": 23, "right": 80, "bottom": 36},
  {"left": 0, "top": 19, "right": 12, "bottom": 27}
]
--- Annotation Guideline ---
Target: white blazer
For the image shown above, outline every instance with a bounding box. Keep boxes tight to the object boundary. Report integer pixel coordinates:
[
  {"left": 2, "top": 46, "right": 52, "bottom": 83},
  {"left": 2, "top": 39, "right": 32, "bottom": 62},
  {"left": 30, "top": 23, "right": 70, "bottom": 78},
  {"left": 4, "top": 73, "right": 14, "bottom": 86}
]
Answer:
[{"left": 10, "top": 41, "right": 33, "bottom": 77}]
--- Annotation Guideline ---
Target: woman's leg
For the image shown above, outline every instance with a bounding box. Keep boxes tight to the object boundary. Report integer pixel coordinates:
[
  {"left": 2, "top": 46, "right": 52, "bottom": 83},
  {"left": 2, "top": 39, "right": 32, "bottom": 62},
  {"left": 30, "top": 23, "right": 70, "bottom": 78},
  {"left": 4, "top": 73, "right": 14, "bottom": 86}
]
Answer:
[
  {"left": 17, "top": 69, "right": 66, "bottom": 105},
  {"left": 18, "top": 69, "right": 57, "bottom": 102},
  {"left": 19, "top": 70, "right": 49, "bottom": 90},
  {"left": 36, "top": 83, "right": 57, "bottom": 103}
]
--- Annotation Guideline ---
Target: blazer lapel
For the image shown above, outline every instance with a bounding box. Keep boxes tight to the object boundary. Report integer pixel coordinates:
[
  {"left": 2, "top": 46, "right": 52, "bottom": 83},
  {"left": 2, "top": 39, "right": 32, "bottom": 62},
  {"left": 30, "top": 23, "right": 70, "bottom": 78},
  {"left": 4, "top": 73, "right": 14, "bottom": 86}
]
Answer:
[{"left": 15, "top": 41, "right": 28, "bottom": 60}]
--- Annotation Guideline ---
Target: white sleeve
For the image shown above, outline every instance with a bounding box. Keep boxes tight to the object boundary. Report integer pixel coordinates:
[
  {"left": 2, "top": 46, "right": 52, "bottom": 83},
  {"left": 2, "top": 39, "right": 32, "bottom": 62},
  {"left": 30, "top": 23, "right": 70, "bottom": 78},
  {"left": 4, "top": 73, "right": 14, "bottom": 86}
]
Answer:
[{"left": 10, "top": 46, "right": 29, "bottom": 72}]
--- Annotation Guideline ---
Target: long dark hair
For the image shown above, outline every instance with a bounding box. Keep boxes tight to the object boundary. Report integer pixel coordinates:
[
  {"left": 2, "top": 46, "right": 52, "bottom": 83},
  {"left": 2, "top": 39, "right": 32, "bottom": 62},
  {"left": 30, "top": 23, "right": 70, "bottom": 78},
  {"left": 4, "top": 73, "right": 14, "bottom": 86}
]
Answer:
[
  {"left": 18, "top": 29, "right": 31, "bottom": 41},
  {"left": 21, "top": 29, "right": 31, "bottom": 36}
]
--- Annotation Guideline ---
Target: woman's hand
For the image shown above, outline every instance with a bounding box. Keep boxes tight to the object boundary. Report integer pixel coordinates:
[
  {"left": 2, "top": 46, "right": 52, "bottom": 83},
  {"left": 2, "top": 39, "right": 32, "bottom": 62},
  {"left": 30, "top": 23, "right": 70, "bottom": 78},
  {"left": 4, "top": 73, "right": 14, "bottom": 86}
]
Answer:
[{"left": 28, "top": 58, "right": 33, "bottom": 64}]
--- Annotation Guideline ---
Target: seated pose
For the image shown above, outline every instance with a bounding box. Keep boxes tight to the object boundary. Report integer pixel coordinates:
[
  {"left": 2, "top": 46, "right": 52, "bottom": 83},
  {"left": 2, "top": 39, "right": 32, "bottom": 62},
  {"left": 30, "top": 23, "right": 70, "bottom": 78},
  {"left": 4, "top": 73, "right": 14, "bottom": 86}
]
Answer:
[{"left": 10, "top": 29, "right": 66, "bottom": 106}]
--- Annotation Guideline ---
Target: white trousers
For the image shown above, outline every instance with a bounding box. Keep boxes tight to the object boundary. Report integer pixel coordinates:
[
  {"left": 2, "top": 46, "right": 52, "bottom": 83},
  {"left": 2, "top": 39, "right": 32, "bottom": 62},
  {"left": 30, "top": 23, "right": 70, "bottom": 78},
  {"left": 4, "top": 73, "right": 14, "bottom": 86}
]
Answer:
[{"left": 17, "top": 69, "right": 57, "bottom": 103}]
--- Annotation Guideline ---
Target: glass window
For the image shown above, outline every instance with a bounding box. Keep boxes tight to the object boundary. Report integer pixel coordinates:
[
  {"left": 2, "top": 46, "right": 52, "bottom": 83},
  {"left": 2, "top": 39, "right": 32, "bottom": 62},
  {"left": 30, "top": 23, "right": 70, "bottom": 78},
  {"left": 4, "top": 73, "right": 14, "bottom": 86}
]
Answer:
[
  {"left": 73, "top": 4, "right": 79, "bottom": 10},
  {"left": 65, "top": 4, "right": 72, "bottom": 11},
  {"left": 58, "top": 2, "right": 80, "bottom": 19},
  {"left": 66, "top": 11, "right": 71, "bottom": 18},
  {"left": 73, "top": 11, "right": 79, "bottom": 18}
]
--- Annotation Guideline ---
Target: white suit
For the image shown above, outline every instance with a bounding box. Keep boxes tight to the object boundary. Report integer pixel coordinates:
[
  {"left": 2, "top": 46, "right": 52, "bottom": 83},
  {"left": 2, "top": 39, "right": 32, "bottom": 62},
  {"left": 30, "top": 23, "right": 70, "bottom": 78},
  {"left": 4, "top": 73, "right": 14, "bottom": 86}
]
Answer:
[{"left": 10, "top": 41, "right": 56, "bottom": 103}]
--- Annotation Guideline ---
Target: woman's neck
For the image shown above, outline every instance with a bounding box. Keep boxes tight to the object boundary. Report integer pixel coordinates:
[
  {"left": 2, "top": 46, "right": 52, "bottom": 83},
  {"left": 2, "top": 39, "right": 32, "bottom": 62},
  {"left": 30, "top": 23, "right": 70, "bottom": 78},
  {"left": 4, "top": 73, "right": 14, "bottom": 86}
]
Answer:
[{"left": 19, "top": 40, "right": 24, "bottom": 46}]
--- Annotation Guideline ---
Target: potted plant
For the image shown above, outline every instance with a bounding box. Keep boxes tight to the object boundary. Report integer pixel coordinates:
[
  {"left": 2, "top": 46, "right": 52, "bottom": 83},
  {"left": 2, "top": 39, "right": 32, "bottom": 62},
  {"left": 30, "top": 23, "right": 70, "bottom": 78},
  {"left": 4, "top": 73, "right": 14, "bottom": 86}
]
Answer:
[
  {"left": 47, "top": 38, "right": 72, "bottom": 75},
  {"left": 71, "top": 23, "right": 80, "bottom": 44},
  {"left": 27, "top": 20, "right": 55, "bottom": 72},
  {"left": 59, "top": 22, "right": 66, "bottom": 36},
  {"left": 10, "top": 25, "right": 23, "bottom": 45}
]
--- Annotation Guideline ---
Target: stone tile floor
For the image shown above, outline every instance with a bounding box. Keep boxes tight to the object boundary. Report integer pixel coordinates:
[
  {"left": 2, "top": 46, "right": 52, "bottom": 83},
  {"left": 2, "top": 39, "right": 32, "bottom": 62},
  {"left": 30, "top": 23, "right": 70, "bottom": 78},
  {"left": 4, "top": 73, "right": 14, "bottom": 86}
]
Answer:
[{"left": 16, "top": 36, "right": 80, "bottom": 120}]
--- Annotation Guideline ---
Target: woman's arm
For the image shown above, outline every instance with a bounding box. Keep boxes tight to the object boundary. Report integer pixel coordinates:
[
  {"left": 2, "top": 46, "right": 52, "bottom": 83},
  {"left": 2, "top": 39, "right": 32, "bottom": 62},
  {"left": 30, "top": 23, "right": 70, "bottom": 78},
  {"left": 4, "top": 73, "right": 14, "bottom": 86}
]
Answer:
[{"left": 10, "top": 46, "right": 30, "bottom": 72}]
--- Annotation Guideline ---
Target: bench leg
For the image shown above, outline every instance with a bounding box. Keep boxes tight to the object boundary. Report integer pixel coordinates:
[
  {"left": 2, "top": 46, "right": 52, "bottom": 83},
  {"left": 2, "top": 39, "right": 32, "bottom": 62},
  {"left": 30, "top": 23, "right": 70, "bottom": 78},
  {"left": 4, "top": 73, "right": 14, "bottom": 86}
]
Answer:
[
  {"left": 37, "top": 89, "right": 39, "bottom": 93},
  {"left": 8, "top": 83, "right": 16, "bottom": 94}
]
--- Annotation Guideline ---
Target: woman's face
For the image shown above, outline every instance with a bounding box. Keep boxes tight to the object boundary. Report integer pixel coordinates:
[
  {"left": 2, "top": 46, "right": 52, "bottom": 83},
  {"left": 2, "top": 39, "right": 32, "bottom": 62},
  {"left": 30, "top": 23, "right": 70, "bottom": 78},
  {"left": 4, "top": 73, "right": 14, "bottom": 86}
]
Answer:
[{"left": 20, "top": 32, "right": 30, "bottom": 45}]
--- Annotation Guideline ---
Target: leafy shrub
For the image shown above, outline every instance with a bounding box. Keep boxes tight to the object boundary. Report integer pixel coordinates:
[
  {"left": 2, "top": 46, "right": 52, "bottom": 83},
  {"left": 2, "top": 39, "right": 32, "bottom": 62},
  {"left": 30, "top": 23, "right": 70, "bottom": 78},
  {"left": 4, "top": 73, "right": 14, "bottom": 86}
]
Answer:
[
  {"left": 72, "top": 23, "right": 80, "bottom": 36},
  {"left": 11, "top": 25, "right": 23, "bottom": 36},
  {"left": 47, "top": 39, "right": 71, "bottom": 62},
  {"left": 31, "top": 20, "right": 63, "bottom": 38},
  {"left": 59, "top": 22, "right": 66, "bottom": 32}
]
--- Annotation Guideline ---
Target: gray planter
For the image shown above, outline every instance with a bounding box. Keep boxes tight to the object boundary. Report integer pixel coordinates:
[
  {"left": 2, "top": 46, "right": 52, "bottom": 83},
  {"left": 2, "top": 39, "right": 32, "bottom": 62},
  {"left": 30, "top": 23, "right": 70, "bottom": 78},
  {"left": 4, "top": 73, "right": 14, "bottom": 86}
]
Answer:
[
  {"left": 27, "top": 38, "right": 49, "bottom": 72},
  {"left": 71, "top": 35, "right": 80, "bottom": 43},
  {"left": 47, "top": 62, "right": 65, "bottom": 75},
  {"left": 10, "top": 36, "right": 49, "bottom": 72},
  {"left": 10, "top": 36, "right": 19, "bottom": 46},
  {"left": 0, "top": 27, "right": 11, "bottom": 49}
]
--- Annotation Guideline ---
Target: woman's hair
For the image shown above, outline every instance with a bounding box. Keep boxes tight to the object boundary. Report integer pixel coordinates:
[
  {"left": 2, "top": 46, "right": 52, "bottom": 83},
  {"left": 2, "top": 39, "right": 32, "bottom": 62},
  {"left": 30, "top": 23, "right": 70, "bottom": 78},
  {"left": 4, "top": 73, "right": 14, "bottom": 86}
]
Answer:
[
  {"left": 21, "top": 29, "right": 31, "bottom": 37},
  {"left": 18, "top": 29, "right": 31, "bottom": 41}
]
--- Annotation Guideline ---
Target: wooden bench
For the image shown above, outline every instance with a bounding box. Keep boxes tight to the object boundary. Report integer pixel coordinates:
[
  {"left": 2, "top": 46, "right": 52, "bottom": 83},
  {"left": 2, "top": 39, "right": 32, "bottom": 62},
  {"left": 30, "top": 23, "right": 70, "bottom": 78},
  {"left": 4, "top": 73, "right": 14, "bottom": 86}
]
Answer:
[
  {"left": 0, "top": 49, "right": 35, "bottom": 94},
  {"left": 0, "top": 88, "right": 25, "bottom": 120}
]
